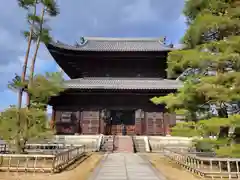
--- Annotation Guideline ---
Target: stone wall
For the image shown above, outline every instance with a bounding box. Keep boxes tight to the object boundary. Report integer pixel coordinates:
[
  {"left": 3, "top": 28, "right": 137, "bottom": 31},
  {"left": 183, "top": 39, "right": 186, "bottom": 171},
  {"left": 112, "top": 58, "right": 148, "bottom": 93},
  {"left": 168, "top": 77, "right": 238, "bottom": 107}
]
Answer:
[
  {"left": 53, "top": 135, "right": 101, "bottom": 151},
  {"left": 148, "top": 136, "right": 193, "bottom": 152}
]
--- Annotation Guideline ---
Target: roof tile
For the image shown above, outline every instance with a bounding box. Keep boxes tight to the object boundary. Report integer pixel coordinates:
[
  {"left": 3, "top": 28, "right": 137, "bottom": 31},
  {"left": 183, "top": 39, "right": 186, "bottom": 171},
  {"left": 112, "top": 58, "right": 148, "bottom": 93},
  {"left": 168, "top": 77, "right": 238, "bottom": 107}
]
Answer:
[
  {"left": 49, "top": 37, "right": 176, "bottom": 52},
  {"left": 63, "top": 77, "right": 182, "bottom": 90}
]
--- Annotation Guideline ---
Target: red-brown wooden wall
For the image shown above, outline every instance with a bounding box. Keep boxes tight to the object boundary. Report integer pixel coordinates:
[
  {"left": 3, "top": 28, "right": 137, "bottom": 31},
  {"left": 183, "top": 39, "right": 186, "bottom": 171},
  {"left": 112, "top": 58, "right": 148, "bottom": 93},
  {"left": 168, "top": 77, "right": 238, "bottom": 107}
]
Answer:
[{"left": 53, "top": 109, "right": 176, "bottom": 135}]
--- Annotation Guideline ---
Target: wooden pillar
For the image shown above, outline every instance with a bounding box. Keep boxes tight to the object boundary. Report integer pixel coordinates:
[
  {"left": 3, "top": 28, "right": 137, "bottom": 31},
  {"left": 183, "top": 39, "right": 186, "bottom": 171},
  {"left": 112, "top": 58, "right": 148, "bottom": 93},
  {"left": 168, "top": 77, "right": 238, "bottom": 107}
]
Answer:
[
  {"left": 163, "top": 113, "right": 168, "bottom": 136},
  {"left": 99, "top": 109, "right": 105, "bottom": 134},
  {"left": 163, "top": 112, "right": 175, "bottom": 136},
  {"left": 162, "top": 105, "right": 167, "bottom": 136},
  {"left": 50, "top": 107, "right": 56, "bottom": 130},
  {"left": 135, "top": 109, "right": 142, "bottom": 135},
  {"left": 76, "top": 111, "right": 81, "bottom": 134},
  {"left": 141, "top": 112, "right": 146, "bottom": 135}
]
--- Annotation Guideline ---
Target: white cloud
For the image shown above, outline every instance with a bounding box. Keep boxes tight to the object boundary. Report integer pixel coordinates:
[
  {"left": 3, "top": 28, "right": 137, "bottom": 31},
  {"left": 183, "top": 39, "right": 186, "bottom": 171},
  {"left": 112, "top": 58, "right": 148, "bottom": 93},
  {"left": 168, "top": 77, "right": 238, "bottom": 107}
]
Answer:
[
  {"left": 18, "top": 55, "right": 46, "bottom": 74},
  {"left": 0, "top": 0, "right": 187, "bottom": 110},
  {"left": 0, "top": 59, "right": 22, "bottom": 91},
  {"left": 122, "top": 0, "right": 158, "bottom": 23}
]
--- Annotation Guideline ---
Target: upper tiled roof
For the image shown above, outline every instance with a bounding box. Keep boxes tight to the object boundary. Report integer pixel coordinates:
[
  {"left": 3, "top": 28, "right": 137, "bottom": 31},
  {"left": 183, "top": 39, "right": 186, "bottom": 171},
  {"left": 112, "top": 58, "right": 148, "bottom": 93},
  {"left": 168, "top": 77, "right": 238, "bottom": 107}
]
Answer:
[
  {"left": 49, "top": 37, "right": 176, "bottom": 52},
  {"left": 63, "top": 77, "right": 182, "bottom": 90}
]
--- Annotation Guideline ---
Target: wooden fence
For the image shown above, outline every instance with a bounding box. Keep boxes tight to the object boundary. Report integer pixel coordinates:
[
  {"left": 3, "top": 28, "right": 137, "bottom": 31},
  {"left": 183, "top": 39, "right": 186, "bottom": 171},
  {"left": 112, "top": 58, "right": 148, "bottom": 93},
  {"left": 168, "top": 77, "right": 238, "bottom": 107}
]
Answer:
[
  {"left": 25, "top": 143, "right": 75, "bottom": 154},
  {"left": 0, "top": 145, "right": 85, "bottom": 173},
  {"left": 0, "top": 142, "right": 97, "bottom": 154},
  {"left": 163, "top": 148, "right": 240, "bottom": 179}
]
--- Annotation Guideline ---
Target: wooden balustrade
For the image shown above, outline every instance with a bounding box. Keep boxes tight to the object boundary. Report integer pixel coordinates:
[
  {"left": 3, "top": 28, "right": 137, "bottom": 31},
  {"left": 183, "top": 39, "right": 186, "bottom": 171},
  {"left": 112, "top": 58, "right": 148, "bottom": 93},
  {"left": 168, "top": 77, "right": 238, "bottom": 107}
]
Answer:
[
  {"left": 53, "top": 146, "right": 85, "bottom": 172},
  {"left": 163, "top": 148, "right": 240, "bottom": 179},
  {"left": 25, "top": 143, "right": 73, "bottom": 154},
  {"left": 1, "top": 141, "right": 96, "bottom": 155},
  {"left": 0, "top": 145, "right": 85, "bottom": 173}
]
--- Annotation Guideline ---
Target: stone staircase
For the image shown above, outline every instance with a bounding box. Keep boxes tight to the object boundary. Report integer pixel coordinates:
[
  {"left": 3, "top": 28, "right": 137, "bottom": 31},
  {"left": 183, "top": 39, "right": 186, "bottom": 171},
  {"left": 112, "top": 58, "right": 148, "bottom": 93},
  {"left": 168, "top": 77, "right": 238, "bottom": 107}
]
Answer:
[
  {"left": 100, "top": 136, "right": 115, "bottom": 152},
  {"left": 133, "top": 137, "right": 146, "bottom": 152},
  {"left": 114, "top": 136, "right": 134, "bottom": 153}
]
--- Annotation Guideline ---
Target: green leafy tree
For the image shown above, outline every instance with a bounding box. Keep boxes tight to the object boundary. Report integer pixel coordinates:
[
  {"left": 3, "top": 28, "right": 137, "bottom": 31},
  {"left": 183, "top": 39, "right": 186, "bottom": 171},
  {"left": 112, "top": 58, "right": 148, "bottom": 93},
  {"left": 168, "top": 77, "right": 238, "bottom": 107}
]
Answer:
[
  {"left": 151, "top": 0, "right": 240, "bottom": 156},
  {"left": 152, "top": 0, "right": 240, "bottom": 119},
  {"left": 0, "top": 107, "right": 48, "bottom": 153},
  {"left": 2, "top": 72, "right": 64, "bottom": 153},
  {"left": 28, "top": 72, "right": 64, "bottom": 110},
  {"left": 170, "top": 121, "right": 199, "bottom": 137}
]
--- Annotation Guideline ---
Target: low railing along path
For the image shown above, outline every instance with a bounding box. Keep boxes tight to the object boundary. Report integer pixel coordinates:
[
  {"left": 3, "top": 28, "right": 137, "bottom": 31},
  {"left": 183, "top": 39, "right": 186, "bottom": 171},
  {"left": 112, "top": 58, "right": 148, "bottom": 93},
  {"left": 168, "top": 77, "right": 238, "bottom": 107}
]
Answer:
[
  {"left": 163, "top": 148, "right": 240, "bottom": 179},
  {"left": 0, "top": 145, "right": 85, "bottom": 173}
]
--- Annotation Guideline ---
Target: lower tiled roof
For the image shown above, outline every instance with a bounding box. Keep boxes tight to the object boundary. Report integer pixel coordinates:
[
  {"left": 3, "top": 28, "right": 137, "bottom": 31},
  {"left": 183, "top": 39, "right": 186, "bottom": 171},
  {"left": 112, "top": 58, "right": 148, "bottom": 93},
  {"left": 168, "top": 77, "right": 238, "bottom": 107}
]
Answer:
[{"left": 63, "top": 77, "right": 182, "bottom": 90}]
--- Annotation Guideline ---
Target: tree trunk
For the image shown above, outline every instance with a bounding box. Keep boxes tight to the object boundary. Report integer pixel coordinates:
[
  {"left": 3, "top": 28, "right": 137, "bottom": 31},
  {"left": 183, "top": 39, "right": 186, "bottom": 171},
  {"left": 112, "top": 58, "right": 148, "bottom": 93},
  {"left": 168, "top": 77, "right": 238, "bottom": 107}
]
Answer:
[
  {"left": 27, "top": 7, "right": 45, "bottom": 107},
  {"left": 218, "top": 105, "right": 229, "bottom": 139},
  {"left": 16, "top": 2, "right": 37, "bottom": 153},
  {"left": 15, "top": 138, "right": 27, "bottom": 154},
  {"left": 218, "top": 107, "right": 228, "bottom": 118}
]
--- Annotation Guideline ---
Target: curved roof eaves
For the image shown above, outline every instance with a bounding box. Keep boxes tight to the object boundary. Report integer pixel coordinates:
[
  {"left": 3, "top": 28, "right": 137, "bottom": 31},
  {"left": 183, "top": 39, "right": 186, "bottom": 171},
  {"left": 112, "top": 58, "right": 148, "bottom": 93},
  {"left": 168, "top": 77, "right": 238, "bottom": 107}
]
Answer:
[{"left": 46, "top": 37, "right": 178, "bottom": 52}]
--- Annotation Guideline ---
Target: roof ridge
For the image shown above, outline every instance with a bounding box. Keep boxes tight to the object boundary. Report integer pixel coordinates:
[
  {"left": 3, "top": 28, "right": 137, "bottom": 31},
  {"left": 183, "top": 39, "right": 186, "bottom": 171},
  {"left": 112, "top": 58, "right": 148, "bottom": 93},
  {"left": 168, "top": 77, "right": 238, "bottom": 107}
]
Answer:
[
  {"left": 68, "top": 77, "right": 165, "bottom": 80},
  {"left": 84, "top": 37, "right": 165, "bottom": 42}
]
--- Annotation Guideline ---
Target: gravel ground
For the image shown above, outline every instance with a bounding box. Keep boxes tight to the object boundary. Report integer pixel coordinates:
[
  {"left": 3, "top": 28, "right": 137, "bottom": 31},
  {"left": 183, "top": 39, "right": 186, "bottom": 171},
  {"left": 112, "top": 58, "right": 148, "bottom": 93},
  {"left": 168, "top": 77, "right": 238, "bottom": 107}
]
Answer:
[{"left": 145, "top": 154, "right": 201, "bottom": 180}]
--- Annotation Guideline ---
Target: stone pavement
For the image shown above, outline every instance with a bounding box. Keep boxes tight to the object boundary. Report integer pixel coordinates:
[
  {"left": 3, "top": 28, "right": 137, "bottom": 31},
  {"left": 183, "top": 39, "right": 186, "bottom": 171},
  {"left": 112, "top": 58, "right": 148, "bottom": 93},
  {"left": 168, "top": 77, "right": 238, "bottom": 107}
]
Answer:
[
  {"left": 114, "top": 136, "right": 134, "bottom": 153},
  {"left": 88, "top": 153, "right": 166, "bottom": 180}
]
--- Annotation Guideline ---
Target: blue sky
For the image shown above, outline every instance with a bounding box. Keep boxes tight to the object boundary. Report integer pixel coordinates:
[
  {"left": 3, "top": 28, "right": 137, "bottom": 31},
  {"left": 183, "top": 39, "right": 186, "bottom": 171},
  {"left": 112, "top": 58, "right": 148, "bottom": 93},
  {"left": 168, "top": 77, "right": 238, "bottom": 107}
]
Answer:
[{"left": 0, "top": 0, "right": 187, "bottom": 112}]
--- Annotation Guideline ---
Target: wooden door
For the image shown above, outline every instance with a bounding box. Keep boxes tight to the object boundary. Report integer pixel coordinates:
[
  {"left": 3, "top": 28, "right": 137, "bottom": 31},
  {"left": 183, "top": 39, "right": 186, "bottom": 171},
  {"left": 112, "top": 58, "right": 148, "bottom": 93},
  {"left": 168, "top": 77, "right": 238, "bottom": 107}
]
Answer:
[
  {"left": 145, "top": 112, "right": 164, "bottom": 135},
  {"left": 81, "top": 110, "right": 100, "bottom": 134}
]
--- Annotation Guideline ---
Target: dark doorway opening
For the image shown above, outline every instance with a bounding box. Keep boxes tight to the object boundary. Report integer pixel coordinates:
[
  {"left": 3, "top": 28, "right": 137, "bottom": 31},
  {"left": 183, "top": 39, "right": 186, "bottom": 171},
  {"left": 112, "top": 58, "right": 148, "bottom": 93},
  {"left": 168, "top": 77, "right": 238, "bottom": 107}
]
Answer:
[
  {"left": 105, "top": 109, "right": 135, "bottom": 135},
  {"left": 110, "top": 110, "right": 135, "bottom": 125}
]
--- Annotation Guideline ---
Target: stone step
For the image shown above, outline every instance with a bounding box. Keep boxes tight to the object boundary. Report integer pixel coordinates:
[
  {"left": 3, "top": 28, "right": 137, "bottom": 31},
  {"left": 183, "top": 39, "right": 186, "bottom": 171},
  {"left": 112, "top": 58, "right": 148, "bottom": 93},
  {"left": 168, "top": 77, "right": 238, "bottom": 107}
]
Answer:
[
  {"left": 133, "top": 138, "right": 146, "bottom": 152},
  {"left": 114, "top": 136, "right": 134, "bottom": 153},
  {"left": 100, "top": 136, "right": 115, "bottom": 152}
]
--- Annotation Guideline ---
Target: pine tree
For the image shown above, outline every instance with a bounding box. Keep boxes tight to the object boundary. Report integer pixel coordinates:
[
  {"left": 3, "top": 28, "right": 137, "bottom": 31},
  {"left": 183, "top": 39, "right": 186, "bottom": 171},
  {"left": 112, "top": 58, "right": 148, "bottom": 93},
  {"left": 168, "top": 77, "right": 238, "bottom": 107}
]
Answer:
[
  {"left": 26, "top": 0, "right": 59, "bottom": 107},
  {"left": 1, "top": 72, "right": 64, "bottom": 153},
  {"left": 16, "top": 0, "right": 38, "bottom": 153},
  {"left": 151, "top": 0, "right": 240, "bottom": 156}
]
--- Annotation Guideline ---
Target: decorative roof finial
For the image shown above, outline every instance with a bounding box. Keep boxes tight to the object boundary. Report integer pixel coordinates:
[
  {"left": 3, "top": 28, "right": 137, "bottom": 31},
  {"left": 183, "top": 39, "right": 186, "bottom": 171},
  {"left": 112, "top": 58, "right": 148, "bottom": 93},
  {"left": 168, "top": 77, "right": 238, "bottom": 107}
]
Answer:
[
  {"left": 160, "top": 36, "right": 167, "bottom": 44},
  {"left": 80, "top": 36, "right": 85, "bottom": 44},
  {"left": 163, "top": 36, "right": 166, "bottom": 44}
]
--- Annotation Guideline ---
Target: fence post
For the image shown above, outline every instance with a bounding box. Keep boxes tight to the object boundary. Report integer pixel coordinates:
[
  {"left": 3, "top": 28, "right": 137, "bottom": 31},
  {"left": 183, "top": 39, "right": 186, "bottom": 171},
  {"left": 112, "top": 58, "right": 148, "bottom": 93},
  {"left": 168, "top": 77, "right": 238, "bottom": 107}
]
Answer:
[
  {"left": 51, "top": 156, "right": 56, "bottom": 173},
  {"left": 227, "top": 160, "right": 231, "bottom": 179}
]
